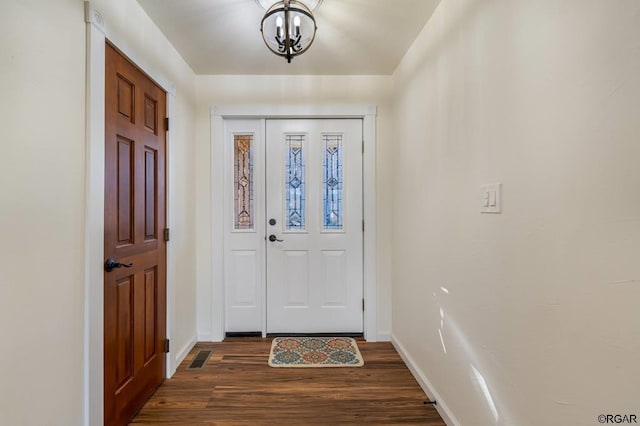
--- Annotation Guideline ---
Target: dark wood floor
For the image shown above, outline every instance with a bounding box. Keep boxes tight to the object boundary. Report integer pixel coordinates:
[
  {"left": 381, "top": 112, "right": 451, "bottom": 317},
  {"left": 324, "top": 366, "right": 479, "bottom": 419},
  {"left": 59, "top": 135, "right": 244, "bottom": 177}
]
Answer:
[{"left": 130, "top": 338, "right": 445, "bottom": 425}]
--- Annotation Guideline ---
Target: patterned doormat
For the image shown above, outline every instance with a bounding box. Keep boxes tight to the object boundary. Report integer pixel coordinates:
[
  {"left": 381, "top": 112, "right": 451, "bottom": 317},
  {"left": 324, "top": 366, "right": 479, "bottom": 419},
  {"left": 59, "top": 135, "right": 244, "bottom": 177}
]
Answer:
[{"left": 268, "top": 337, "right": 364, "bottom": 367}]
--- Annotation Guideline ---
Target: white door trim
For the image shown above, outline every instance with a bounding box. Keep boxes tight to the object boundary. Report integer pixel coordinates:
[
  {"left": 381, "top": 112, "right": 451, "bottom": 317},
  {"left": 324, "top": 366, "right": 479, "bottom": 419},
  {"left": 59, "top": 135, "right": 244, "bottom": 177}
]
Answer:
[
  {"left": 84, "top": 3, "right": 181, "bottom": 425},
  {"left": 208, "top": 105, "right": 378, "bottom": 342}
]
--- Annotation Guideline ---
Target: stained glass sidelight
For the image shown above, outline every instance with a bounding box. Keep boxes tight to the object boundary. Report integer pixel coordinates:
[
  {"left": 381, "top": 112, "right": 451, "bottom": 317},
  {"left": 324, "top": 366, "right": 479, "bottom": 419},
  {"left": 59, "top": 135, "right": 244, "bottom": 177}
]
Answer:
[
  {"left": 234, "top": 135, "right": 253, "bottom": 230},
  {"left": 323, "top": 134, "right": 343, "bottom": 230},
  {"left": 285, "top": 135, "right": 305, "bottom": 230}
]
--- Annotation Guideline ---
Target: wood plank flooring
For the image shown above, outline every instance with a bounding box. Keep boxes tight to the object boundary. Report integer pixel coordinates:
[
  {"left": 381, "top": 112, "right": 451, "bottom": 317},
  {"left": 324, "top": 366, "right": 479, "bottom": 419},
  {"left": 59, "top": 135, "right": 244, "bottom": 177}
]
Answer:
[{"left": 130, "top": 338, "right": 445, "bottom": 425}]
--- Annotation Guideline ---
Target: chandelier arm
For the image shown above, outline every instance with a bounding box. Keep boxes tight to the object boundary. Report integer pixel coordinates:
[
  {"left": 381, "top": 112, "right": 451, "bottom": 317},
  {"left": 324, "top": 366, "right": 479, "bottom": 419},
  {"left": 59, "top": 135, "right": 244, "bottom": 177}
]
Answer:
[
  {"left": 291, "top": 34, "right": 303, "bottom": 52},
  {"left": 275, "top": 36, "right": 287, "bottom": 53}
]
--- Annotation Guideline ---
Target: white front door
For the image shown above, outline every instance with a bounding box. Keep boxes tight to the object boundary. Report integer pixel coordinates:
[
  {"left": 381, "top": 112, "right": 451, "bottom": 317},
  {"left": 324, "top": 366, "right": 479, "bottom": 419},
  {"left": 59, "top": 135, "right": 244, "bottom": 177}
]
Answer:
[
  {"left": 265, "top": 119, "right": 363, "bottom": 333},
  {"left": 223, "top": 118, "right": 363, "bottom": 334}
]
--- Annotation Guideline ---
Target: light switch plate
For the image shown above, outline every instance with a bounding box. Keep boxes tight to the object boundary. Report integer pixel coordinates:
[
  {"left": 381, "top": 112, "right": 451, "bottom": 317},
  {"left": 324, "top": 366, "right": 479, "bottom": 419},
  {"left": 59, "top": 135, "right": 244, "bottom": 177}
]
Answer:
[{"left": 480, "top": 183, "right": 502, "bottom": 213}]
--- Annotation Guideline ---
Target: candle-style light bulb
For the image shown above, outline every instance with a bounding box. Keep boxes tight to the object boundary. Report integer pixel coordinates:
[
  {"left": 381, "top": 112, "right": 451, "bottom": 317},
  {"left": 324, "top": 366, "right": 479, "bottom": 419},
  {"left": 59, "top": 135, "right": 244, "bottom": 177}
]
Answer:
[
  {"left": 293, "top": 15, "right": 301, "bottom": 37},
  {"left": 276, "top": 15, "right": 283, "bottom": 39}
]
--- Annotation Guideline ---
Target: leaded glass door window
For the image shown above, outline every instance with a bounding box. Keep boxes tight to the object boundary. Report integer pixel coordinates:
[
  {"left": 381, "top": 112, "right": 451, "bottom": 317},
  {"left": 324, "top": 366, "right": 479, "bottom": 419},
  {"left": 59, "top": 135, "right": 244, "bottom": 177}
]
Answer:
[
  {"left": 285, "top": 135, "right": 306, "bottom": 230},
  {"left": 322, "top": 134, "right": 343, "bottom": 230},
  {"left": 234, "top": 134, "right": 254, "bottom": 230}
]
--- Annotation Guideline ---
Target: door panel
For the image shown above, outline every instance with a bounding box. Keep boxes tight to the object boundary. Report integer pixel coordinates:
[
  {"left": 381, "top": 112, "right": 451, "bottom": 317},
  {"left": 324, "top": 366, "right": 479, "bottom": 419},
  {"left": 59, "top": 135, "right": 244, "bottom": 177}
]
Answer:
[
  {"left": 117, "top": 137, "right": 134, "bottom": 246},
  {"left": 266, "top": 119, "right": 363, "bottom": 333},
  {"left": 321, "top": 250, "right": 347, "bottom": 306},
  {"left": 229, "top": 250, "right": 258, "bottom": 305},
  {"left": 115, "top": 275, "right": 133, "bottom": 389},
  {"left": 284, "top": 250, "right": 309, "bottom": 306},
  {"left": 105, "top": 43, "right": 166, "bottom": 426},
  {"left": 144, "top": 148, "right": 158, "bottom": 240}
]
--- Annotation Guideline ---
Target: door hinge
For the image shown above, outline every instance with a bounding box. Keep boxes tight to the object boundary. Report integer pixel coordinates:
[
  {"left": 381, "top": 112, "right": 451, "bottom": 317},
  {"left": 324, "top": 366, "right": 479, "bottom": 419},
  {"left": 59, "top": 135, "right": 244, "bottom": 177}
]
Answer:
[
  {"left": 362, "top": 140, "right": 365, "bottom": 154},
  {"left": 164, "top": 339, "right": 170, "bottom": 353},
  {"left": 362, "top": 220, "right": 365, "bottom": 232},
  {"left": 164, "top": 228, "right": 170, "bottom": 242},
  {"left": 164, "top": 117, "right": 169, "bottom": 131},
  {"left": 362, "top": 299, "right": 365, "bottom": 312}
]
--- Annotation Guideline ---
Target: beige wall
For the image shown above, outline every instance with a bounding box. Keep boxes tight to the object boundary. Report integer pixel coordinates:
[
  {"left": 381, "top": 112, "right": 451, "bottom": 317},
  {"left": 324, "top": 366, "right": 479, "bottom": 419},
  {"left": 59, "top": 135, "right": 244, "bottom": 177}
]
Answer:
[
  {"left": 391, "top": 0, "right": 640, "bottom": 424},
  {"left": 0, "top": 0, "right": 85, "bottom": 424},
  {"left": 195, "top": 75, "right": 394, "bottom": 338},
  {"left": 0, "top": 0, "right": 197, "bottom": 424}
]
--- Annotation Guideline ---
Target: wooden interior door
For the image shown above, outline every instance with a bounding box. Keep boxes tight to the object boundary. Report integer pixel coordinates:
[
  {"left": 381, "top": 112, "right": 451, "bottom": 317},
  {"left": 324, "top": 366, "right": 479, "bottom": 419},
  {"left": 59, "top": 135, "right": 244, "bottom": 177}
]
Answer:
[{"left": 104, "top": 42, "right": 167, "bottom": 426}]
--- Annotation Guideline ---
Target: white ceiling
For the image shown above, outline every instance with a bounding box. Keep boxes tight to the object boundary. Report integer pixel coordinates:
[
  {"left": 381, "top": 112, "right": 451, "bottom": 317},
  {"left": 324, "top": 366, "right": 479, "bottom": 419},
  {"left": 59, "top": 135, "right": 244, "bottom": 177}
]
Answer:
[{"left": 136, "top": 0, "right": 441, "bottom": 75}]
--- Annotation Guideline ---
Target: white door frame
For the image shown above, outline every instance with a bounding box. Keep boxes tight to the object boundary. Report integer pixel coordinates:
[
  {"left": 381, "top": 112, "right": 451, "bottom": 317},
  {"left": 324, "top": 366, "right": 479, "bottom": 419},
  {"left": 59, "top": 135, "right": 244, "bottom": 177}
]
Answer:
[
  {"left": 84, "top": 3, "right": 179, "bottom": 425},
  {"left": 209, "top": 105, "right": 378, "bottom": 342}
]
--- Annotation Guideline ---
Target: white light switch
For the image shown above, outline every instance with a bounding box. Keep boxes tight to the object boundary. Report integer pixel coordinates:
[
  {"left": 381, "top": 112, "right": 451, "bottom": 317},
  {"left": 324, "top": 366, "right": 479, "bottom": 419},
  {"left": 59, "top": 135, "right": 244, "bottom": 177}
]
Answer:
[
  {"left": 480, "top": 183, "right": 502, "bottom": 213},
  {"left": 488, "top": 190, "right": 496, "bottom": 207}
]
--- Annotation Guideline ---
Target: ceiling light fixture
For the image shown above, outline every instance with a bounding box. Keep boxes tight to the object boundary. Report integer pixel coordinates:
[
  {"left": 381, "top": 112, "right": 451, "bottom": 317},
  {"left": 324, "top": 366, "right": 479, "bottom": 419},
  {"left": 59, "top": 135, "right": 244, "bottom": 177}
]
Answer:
[{"left": 260, "top": 0, "right": 317, "bottom": 63}]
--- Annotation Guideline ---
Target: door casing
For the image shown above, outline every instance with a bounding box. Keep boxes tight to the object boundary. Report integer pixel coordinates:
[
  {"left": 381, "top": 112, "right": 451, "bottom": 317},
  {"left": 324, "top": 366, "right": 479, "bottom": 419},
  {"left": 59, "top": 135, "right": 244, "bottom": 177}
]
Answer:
[{"left": 208, "top": 105, "right": 378, "bottom": 342}]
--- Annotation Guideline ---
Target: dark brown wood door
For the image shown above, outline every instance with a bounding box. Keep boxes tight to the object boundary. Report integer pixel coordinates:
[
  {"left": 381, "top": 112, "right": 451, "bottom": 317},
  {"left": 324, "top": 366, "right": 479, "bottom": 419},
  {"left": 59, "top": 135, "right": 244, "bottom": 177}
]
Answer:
[{"left": 104, "top": 42, "right": 167, "bottom": 426}]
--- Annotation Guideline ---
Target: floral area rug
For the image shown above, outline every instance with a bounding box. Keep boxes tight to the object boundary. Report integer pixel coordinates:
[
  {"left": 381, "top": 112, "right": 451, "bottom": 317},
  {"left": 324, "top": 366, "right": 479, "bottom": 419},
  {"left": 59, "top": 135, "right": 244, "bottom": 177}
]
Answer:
[{"left": 268, "top": 337, "right": 364, "bottom": 368}]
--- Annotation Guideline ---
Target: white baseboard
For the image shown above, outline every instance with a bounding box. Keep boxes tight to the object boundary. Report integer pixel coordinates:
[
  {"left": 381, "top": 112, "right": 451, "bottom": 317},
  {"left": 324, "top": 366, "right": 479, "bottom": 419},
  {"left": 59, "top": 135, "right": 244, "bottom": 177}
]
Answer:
[
  {"left": 197, "top": 332, "right": 224, "bottom": 342},
  {"left": 391, "top": 334, "right": 460, "bottom": 426},
  {"left": 197, "top": 333, "right": 213, "bottom": 342},
  {"left": 377, "top": 332, "right": 391, "bottom": 342},
  {"left": 170, "top": 335, "right": 197, "bottom": 376}
]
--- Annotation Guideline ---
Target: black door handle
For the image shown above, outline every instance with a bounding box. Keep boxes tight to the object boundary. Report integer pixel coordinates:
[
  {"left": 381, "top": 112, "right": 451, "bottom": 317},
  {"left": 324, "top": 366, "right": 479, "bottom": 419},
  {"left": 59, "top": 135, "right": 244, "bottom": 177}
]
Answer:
[
  {"left": 268, "top": 234, "right": 284, "bottom": 242},
  {"left": 105, "top": 257, "right": 133, "bottom": 273}
]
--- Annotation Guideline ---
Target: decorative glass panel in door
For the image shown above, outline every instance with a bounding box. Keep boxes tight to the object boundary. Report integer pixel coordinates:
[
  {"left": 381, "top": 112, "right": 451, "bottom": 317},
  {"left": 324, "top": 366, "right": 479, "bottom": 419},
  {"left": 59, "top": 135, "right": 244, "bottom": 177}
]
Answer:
[
  {"left": 323, "top": 134, "right": 343, "bottom": 230},
  {"left": 234, "top": 135, "right": 253, "bottom": 230},
  {"left": 285, "top": 135, "right": 305, "bottom": 230}
]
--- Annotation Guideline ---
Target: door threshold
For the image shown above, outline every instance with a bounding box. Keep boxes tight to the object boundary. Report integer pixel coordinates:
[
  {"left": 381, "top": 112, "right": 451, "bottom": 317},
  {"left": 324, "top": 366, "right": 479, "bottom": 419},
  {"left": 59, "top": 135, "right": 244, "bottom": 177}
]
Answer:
[
  {"left": 225, "top": 332, "right": 262, "bottom": 338},
  {"left": 266, "top": 332, "right": 364, "bottom": 338}
]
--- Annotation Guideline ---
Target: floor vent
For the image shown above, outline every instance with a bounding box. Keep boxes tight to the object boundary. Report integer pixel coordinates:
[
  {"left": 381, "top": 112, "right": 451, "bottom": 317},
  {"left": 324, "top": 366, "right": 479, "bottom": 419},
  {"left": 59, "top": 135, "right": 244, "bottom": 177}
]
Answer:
[{"left": 187, "top": 350, "right": 212, "bottom": 369}]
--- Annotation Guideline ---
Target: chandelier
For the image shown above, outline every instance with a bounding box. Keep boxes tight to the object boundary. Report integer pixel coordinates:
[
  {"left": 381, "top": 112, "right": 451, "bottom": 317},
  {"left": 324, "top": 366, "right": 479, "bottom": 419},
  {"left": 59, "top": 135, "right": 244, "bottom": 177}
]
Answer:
[{"left": 260, "top": 0, "right": 318, "bottom": 63}]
